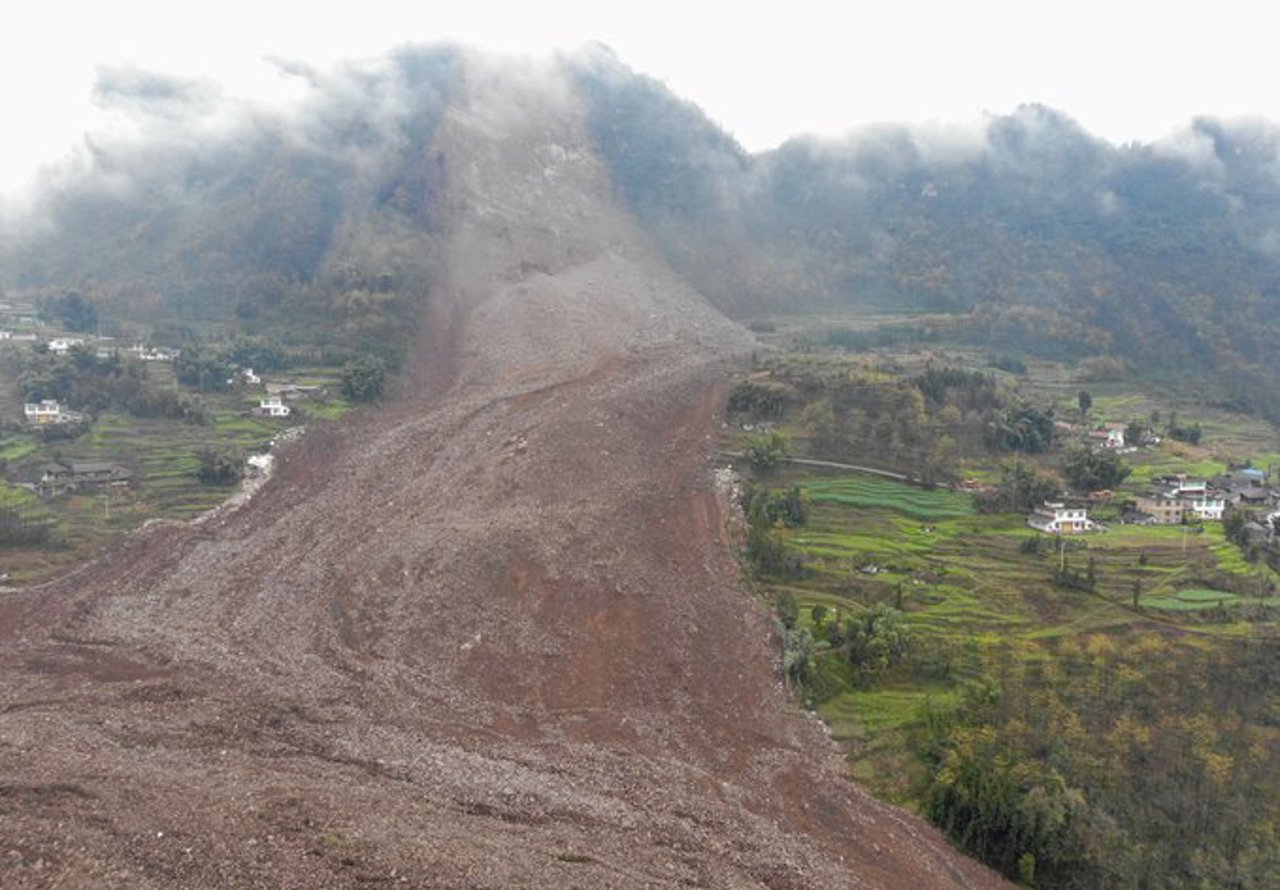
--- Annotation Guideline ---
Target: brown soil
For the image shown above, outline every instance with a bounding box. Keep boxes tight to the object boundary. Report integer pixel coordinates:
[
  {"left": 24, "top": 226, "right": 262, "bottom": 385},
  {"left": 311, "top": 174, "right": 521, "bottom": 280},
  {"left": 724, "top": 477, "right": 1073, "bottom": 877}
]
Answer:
[{"left": 0, "top": 54, "right": 1009, "bottom": 888}]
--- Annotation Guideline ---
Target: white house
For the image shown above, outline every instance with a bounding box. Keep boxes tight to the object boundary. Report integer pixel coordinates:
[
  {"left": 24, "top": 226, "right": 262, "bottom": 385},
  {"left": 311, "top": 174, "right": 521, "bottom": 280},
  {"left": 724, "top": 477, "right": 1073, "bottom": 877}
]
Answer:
[
  {"left": 256, "top": 397, "right": 291, "bottom": 418},
  {"left": 23, "top": 399, "right": 66, "bottom": 424},
  {"left": 242, "top": 367, "right": 261, "bottom": 386},
  {"left": 1027, "top": 501, "right": 1095, "bottom": 534},
  {"left": 128, "top": 344, "right": 179, "bottom": 361},
  {"left": 1172, "top": 477, "right": 1208, "bottom": 498},
  {"left": 47, "top": 337, "right": 84, "bottom": 355},
  {"left": 1186, "top": 496, "right": 1226, "bottom": 521}
]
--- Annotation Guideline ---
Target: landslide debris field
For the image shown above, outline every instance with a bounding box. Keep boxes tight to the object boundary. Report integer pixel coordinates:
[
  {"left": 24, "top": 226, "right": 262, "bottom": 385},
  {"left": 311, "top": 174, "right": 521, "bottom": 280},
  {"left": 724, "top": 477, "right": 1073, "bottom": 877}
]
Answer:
[{"left": 0, "top": 58, "right": 1006, "bottom": 888}]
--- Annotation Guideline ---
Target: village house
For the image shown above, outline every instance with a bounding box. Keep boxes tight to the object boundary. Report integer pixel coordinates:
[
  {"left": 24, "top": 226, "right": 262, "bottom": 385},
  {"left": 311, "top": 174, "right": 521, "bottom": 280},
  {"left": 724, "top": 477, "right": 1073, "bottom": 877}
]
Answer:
[
  {"left": 256, "top": 396, "right": 291, "bottom": 418},
  {"left": 1132, "top": 475, "right": 1227, "bottom": 524},
  {"left": 1087, "top": 423, "right": 1126, "bottom": 450},
  {"left": 37, "top": 460, "right": 131, "bottom": 496},
  {"left": 1186, "top": 495, "right": 1226, "bottom": 521},
  {"left": 22, "top": 399, "right": 82, "bottom": 425},
  {"left": 128, "top": 344, "right": 180, "bottom": 362},
  {"left": 47, "top": 337, "right": 85, "bottom": 355},
  {"left": 1133, "top": 491, "right": 1183, "bottom": 524},
  {"left": 1216, "top": 468, "right": 1272, "bottom": 507},
  {"left": 1027, "top": 501, "right": 1095, "bottom": 534}
]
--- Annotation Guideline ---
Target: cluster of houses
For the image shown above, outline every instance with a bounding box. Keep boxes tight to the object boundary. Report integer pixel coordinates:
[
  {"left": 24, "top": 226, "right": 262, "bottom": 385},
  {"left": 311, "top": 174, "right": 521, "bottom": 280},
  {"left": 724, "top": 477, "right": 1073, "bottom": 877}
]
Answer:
[
  {"left": 1130, "top": 475, "right": 1226, "bottom": 524},
  {"left": 26, "top": 392, "right": 293, "bottom": 425},
  {"left": 1126, "top": 471, "right": 1273, "bottom": 525},
  {"left": 1027, "top": 469, "right": 1277, "bottom": 535},
  {"left": 0, "top": 328, "right": 183, "bottom": 361},
  {"left": 35, "top": 460, "right": 131, "bottom": 497}
]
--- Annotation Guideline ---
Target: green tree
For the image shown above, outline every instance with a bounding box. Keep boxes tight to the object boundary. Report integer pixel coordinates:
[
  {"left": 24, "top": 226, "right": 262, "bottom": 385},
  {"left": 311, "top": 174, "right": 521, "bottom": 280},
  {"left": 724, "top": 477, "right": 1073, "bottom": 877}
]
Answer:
[
  {"left": 782, "top": 626, "right": 814, "bottom": 687},
  {"left": 744, "top": 430, "right": 790, "bottom": 472},
  {"left": 990, "top": 404, "right": 1055, "bottom": 453},
  {"left": 745, "top": 510, "right": 799, "bottom": 577},
  {"left": 796, "top": 399, "right": 840, "bottom": 452},
  {"left": 1125, "top": 420, "right": 1146, "bottom": 448},
  {"left": 977, "top": 461, "right": 1060, "bottom": 513},
  {"left": 1077, "top": 389, "right": 1092, "bottom": 418},
  {"left": 42, "top": 290, "right": 98, "bottom": 333},
  {"left": 775, "top": 591, "right": 799, "bottom": 629},
  {"left": 845, "top": 603, "right": 912, "bottom": 680},
  {"left": 1061, "top": 446, "right": 1130, "bottom": 492},
  {"left": 341, "top": 354, "right": 388, "bottom": 403},
  {"left": 175, "top": 348, "right": 233, "bottom": 393}
]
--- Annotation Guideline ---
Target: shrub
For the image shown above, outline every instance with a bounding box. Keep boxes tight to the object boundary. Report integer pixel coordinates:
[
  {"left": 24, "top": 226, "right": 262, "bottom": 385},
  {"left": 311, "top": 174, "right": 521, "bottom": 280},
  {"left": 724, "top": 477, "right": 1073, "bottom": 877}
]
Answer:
[{"left": 196, "top": 448, "right": 242, "bottom": 486}]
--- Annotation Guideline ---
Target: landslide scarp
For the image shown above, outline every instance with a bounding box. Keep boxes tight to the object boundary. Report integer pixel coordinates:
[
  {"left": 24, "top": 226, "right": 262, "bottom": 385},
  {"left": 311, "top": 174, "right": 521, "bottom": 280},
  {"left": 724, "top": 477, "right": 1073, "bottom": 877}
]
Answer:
[{"left": 0, "top": 51, "right": 1006, "bottom": 888}]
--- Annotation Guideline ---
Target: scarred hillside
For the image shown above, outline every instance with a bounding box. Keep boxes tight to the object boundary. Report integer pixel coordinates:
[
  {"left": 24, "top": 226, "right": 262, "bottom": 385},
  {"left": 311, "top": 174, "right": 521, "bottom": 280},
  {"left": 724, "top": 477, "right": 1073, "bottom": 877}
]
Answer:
[{"left": 0, "top": 54, "right": 1007, "bottom": 888}]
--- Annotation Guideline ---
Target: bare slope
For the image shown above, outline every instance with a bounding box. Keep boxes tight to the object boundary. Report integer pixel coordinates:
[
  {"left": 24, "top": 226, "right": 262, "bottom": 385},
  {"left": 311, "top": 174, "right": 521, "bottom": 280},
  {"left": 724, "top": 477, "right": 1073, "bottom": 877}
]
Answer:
[{"left": 0, "top": 55, "right": 1006, "bottom": 888}]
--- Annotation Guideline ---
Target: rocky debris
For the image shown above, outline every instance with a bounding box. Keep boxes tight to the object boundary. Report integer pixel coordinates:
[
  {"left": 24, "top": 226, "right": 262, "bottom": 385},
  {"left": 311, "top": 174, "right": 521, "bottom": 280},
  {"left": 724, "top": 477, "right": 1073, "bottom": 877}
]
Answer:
[{"left": 0, "top": 53, "right": 1007, "bottom": 888}]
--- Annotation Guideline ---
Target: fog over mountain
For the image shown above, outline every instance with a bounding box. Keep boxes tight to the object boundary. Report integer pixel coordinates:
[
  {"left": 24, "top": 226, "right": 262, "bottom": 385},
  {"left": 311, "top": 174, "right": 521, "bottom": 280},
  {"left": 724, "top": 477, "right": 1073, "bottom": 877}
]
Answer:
[
  {"left": 0, "top": 47, "right": 1275, "bottom": 354},
  {"left": 10, "top": 44, "right": 1279, "bottom": 414},
  {"left": 572, "top": 50, "right": 1280, "bottom": 417}
]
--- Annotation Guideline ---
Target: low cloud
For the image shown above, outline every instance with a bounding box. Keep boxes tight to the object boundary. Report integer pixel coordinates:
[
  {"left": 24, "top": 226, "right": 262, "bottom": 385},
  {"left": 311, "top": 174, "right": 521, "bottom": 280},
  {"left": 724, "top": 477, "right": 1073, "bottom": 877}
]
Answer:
[{"left": 2, "top": 45, "right": 458, "bottom": 248}]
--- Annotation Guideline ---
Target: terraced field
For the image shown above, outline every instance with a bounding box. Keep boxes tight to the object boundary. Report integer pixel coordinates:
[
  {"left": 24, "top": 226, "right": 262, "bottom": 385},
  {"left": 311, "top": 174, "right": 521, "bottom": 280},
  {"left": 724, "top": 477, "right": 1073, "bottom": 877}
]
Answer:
[
  {"left": 805, "top": 476, "right": 974, "bottom": 520},
  {"left": 0, "top": 367, "right": 351, "bottom": 583},
  {"left": 1139, "top": 587, "right": 1243, "bottom": 611},
  {"left": 761, "top": 470, "right": 1280, "bottom": 804}
]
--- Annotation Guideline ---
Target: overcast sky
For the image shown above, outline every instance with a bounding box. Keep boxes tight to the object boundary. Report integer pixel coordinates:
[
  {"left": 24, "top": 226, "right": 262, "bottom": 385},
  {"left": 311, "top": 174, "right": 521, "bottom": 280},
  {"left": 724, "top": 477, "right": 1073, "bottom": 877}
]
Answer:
[{"left": 3, "top": 0, "right": 1277, "bottom": 198}]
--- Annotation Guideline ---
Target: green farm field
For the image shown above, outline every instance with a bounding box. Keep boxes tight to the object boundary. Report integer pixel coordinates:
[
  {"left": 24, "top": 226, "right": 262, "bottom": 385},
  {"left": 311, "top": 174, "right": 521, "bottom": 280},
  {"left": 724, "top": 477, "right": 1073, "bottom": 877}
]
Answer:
[
  {"left": 0, "top": 360, "right": 352, "bottom": 583},
  {"left": 756, "top": 469, "right": 1280, "bottom": 803}
]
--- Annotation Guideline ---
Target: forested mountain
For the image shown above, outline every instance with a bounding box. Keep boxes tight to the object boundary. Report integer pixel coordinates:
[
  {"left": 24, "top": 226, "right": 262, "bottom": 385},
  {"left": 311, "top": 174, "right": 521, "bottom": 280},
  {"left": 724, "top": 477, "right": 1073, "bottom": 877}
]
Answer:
[
  {"left": 574, "top": 52, "right": 1280, "bottom": 417},
  {"left": 4, "top": 47, "right": 457, "bottom": 358}
]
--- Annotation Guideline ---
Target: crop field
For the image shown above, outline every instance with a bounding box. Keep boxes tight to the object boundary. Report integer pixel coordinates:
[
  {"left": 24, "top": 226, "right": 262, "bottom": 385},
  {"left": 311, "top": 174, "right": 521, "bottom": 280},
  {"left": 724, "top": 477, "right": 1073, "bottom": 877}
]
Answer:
[
  {"left": 758, "top": 469, "right": 1280, "bottom": 806},
  {"left": 804, "top": 477, "right": 973, "bottom": 521},
  {"left": 1139, "top": 587, "right": 1243, "bottom": 612},
  {"left": 0, "top": 357, "right": 352, "bottom": 583}
]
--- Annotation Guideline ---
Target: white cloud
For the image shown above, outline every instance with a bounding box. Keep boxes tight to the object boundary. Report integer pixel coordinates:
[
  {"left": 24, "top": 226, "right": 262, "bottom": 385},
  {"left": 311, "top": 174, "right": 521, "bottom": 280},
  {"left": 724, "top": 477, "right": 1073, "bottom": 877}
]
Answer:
[{"left": 5, "top": 0, "right": 1280, "bottom": 203}]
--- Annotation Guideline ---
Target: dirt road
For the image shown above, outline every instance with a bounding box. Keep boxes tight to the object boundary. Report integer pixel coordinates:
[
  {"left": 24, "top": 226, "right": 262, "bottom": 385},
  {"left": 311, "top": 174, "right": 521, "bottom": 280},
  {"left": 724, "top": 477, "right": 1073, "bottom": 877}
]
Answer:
[{"left": 0, "top": 54, "right": 1007, "bottom": 888}]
